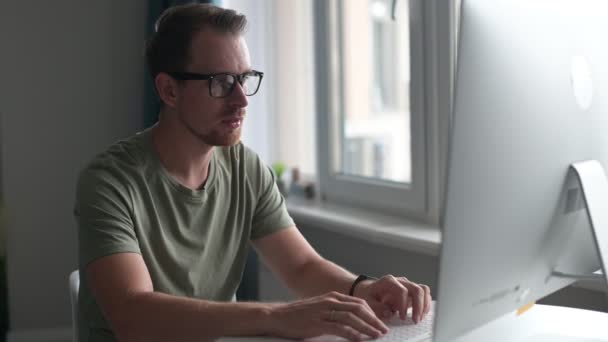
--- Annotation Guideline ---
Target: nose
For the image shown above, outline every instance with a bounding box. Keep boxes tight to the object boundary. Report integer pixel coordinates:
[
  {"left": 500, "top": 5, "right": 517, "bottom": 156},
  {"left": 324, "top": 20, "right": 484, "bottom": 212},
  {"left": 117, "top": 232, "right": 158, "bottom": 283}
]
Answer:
[{"left": 228, "top": 82, "right": 249, "bottom": 108}]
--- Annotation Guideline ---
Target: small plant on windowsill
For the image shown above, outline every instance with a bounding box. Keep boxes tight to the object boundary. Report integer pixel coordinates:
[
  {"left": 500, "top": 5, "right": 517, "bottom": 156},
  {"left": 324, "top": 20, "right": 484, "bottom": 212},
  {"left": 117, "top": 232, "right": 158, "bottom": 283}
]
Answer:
[{"left": 272, "top": 162, "right": 288, "bottom": 198}]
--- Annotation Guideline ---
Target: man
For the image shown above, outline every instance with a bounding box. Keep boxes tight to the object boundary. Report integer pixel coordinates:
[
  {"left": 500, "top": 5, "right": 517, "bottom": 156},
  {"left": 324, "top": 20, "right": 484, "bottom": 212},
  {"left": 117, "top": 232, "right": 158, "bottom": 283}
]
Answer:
[{"left": 75, "top": 3, "right": 431, "bottom": 342}]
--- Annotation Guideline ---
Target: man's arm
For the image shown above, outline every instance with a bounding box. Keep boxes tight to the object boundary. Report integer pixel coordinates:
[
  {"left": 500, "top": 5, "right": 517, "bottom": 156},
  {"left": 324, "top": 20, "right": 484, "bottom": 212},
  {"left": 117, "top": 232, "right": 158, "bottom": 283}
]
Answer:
[
  {"left": 88, "top": 251, "right": 387, "bottom": 341},
  {"left": 87, "top": 252, "right": 277, "bottom": 342},
  {"left": 252, "top": 226, "right": 356, "bottom": 297},
  {"left": 253, "top": 226, "right": 432, "bottom": 323}
]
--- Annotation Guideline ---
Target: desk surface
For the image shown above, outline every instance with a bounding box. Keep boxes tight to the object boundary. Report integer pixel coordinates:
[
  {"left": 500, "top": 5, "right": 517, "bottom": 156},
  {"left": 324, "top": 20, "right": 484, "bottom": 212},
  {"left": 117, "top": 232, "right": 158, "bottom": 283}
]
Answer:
[
  {"left": 219, "top": 304, "right": 608, "bottom": 342},
  {"left": 453, "top": 304, "right": 608, "bottom": 342}
]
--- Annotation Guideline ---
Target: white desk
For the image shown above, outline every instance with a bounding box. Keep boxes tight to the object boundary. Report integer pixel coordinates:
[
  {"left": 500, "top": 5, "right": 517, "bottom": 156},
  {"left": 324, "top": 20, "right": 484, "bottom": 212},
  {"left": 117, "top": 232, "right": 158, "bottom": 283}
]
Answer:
[
  {"left": 450, "top": 304, "right": 608, "bottom": 342},
  {"left": 219, "top": 304, "right": 608, "bottom": 342}
]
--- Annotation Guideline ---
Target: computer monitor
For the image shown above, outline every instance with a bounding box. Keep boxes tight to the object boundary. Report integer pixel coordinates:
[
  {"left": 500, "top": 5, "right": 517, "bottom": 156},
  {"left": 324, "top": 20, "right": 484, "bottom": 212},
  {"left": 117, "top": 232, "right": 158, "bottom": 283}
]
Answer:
[{"left": 434, "top": 0, "right": 608, "bottom": 341}]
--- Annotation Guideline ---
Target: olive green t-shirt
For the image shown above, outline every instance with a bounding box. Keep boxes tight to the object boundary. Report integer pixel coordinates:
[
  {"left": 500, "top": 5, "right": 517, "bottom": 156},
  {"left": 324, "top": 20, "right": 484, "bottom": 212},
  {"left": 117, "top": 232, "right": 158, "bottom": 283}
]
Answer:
[{"left": 74, "top": 128, "right": 294, "bottom": 342}]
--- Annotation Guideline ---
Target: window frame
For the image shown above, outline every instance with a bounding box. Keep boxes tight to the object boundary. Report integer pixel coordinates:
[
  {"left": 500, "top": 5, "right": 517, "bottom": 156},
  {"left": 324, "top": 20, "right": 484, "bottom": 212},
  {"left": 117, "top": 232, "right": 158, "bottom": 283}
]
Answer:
[{"left": 314, "top": 0, "right": 454, "bottom": 222}]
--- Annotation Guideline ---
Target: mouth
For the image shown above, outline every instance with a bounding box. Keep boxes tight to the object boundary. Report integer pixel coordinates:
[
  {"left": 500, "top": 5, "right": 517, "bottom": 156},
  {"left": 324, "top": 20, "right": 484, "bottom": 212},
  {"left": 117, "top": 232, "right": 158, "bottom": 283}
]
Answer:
[{"left": 221, "top": 116, "right": 244, "bottom": 129}]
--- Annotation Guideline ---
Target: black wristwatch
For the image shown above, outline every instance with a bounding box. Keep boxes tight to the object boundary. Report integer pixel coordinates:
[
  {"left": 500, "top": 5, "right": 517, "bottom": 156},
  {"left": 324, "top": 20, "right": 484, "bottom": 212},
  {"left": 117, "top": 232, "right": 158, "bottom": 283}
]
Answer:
[{"left": 349, "top": 274, "right": 377, "bottom": 296}]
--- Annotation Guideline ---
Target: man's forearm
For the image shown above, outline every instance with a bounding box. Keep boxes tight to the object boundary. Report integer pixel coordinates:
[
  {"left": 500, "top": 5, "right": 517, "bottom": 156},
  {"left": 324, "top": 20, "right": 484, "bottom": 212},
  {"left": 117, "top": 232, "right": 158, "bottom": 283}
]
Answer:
[
  {"left": 282, "top": 258, "right": 358, "bottom": 298},
  {"left": 113, "top": 291, "right": 277, "bottom": 342}
]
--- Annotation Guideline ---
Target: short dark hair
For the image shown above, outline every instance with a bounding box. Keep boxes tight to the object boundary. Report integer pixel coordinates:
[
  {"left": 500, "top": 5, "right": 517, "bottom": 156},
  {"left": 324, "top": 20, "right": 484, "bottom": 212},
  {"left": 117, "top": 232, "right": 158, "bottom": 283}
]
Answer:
[{"left": 145, "top": 3, "right": 247, "bottom": 81}]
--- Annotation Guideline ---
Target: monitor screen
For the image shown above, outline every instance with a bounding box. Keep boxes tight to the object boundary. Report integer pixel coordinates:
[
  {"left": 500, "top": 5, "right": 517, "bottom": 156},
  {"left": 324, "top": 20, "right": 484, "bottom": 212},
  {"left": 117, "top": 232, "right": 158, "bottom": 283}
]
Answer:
[{"left": 434, "top": 0, "right": 608, "bottom": 341}]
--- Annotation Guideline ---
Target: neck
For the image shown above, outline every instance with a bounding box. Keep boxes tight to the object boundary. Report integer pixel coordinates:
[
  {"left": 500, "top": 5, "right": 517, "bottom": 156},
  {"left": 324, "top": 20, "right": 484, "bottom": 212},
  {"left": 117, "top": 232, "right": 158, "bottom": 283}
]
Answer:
[{"left": 151, "top": 111, "right": 214, "bottom": 190}]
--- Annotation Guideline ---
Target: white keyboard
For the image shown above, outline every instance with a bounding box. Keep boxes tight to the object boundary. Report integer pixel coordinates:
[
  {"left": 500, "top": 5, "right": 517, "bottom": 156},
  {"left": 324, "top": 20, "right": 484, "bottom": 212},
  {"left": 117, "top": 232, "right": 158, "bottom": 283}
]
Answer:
[
  {"left": 377, "top": 310, "right": 434, "bottom": 342},
  {"left": 306, "top": 310, "right": 434, "bottom": 342}
]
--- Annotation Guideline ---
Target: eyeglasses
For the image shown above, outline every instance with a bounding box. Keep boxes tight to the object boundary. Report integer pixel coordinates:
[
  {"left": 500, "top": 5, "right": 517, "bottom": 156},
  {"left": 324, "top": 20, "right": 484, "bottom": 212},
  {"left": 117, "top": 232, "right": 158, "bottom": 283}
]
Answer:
[{"left": 167, "top": 70, "right": 264, "bottom": 98}]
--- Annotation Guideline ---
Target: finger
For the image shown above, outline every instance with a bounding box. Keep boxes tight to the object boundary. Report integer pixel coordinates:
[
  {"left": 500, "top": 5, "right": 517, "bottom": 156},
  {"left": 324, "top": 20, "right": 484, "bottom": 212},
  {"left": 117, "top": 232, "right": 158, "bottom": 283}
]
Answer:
[
  {"left": 422, "top": 284, "right": 432, "bottom": 316},
  {"left": 322, "top": 322, "right": 365, "bottom": 341},
  {"left": 330, "top": 310, "right": 386, "bottom": 339},
  {"left": 403, "top": 294, "right": 412, "bottom": 321},
  {"left": 370, "top": 300, "right": 394, "bottom": 320},
  {"left": 381, "top": 293, "right": 406, "bottom": 320},
  {"left": 325, "top": 292, "right": 376, "bottom": 316},
  {"left": 330, "top": 302, "right": 389, "bottom": 333},
  {"left": 366, "top": 295, "right": 394, "bottom": 319},
  {"left": 327, "top": 291, "right": 385, "bottom": 322},
  {"left": 378, "top": 276, "right": 409, "bottom": 319},
  {"left": 399, "top": 280, "right": 425, "bottom": 323},
  {"left": 391, "top": 284, "right": 410, "bottom": 321},
  {"left": 383, "top": 291, "right": 408, "bottom": 321}
]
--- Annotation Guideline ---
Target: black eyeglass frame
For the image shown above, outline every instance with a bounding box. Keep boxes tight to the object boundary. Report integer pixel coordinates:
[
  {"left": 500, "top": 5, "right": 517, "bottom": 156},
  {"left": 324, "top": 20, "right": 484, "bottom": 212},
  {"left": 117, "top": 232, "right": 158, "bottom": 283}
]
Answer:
[{"left": 166, "top": 70, "right": 264, "bottom": 98}]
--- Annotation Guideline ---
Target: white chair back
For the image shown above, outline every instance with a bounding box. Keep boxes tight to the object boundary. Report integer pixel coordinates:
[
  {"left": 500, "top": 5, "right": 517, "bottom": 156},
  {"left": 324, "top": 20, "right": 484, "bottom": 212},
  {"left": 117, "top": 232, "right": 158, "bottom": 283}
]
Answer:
[{"left": 69, "top": 270, "right": 80, "bottom": 342}]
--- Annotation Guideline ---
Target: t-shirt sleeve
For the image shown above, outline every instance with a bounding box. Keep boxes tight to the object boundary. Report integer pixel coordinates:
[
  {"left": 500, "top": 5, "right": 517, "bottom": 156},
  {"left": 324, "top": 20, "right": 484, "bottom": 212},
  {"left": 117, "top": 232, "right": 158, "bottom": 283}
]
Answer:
[
  {"left": 74, "top": 162, "right": 141, "bottom": 268},
  {"left": 248, "top": 150, "right": 295, "bottom": 240}
]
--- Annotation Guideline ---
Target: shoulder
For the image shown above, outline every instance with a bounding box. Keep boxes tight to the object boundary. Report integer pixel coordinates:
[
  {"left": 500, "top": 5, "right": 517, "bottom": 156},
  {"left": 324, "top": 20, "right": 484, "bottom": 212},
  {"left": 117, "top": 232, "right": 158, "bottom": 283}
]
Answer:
[{"left": 77, "top": 133, "right": 147, "bottom": 195}]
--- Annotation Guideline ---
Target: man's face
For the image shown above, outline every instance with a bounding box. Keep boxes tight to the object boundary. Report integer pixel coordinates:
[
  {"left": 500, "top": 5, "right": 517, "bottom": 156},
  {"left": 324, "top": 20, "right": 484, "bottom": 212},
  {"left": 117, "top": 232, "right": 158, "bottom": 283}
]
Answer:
[{"left": 173, "top": 30, "right": 251, "bottom": 146}]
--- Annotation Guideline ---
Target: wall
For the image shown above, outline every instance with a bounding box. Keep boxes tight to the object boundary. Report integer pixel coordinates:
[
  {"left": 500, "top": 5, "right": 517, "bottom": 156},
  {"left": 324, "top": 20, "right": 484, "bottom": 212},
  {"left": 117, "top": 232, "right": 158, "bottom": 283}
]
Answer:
[{"left": 0, "top": 1, "right": 147, "bottom": 340}]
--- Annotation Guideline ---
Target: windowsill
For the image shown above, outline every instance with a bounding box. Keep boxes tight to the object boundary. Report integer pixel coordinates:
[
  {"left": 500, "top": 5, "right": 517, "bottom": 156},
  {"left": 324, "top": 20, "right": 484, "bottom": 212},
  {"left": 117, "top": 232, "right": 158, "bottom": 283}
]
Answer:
[
  {"left": 285, "top": 196, "right": 442, "bottom": 257},
  {"left": 285, "top": 196, "right": 607, "bottom": 294}
]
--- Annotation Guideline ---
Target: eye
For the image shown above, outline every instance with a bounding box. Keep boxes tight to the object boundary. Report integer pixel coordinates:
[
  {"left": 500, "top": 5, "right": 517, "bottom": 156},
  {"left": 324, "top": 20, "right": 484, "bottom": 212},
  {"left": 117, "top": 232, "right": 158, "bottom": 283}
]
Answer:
[
  {"left": 216, "top": 75, "right": 233, "bottom": 89},
  {"left": 209, "top": 74, "right": 237, "bottom": 97}
]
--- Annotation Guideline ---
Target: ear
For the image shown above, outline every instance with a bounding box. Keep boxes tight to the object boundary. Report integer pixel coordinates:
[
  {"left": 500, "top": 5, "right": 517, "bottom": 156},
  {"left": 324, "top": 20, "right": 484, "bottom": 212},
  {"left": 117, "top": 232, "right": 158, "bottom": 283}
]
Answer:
[{"left": 155, "top": 72, "right": 179, "bottom": 108}]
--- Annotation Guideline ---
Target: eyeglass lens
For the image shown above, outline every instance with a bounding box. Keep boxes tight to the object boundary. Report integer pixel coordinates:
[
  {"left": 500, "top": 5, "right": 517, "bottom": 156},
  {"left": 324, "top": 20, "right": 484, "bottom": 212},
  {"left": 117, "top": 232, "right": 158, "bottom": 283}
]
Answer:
[{"left": 210, "top": 74, "right": 261, "bottom": 97}]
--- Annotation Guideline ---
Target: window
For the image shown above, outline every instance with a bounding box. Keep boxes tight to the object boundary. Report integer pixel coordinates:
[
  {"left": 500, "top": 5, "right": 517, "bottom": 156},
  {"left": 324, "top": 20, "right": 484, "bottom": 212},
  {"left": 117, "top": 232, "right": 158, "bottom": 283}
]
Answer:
[
  {"left": 339, "top": 0, "right": 412, "bottom": 184},
  {"left": 230, "top": 0, "right": 456, "bottom": 223},
  {"left": 315, "top": 0, "right": 441, "bottom": 219}
]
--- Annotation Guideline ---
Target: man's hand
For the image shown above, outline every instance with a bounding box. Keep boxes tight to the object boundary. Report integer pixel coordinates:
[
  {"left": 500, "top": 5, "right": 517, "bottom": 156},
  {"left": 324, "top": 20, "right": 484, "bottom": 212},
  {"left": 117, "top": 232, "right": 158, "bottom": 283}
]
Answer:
[
  {"left": 268, "top": 291, "right": 389, "bottom": 341},
  {"left": 353, "top": 275, "right": 432, "bottom": 324}
]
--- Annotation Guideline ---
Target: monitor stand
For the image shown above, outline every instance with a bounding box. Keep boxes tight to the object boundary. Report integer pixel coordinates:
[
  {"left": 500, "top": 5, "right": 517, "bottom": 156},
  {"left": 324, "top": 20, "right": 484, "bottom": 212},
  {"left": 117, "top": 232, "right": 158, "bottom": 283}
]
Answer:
[{"left": 551, "top": 160, "right": 608, "bottom": 286}]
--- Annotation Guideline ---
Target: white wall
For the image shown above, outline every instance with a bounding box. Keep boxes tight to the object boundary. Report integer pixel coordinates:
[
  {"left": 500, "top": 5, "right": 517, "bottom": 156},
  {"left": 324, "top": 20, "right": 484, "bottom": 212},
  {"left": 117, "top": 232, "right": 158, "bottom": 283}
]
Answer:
[{"left": 0, "top": 1, "right": 147, "bottom": 339}]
